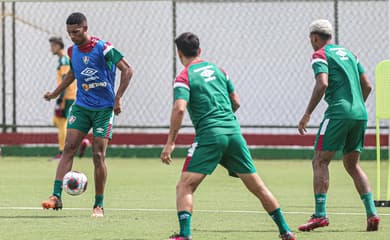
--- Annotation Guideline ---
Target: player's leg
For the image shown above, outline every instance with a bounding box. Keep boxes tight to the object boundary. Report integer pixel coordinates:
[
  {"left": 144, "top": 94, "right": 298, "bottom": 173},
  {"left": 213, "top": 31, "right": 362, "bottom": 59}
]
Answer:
[
  {"left": 42, "top": 128, "right": 86, "bottom": 209},
  {"left": 343, "top": 120, "right": 379, "bottom": 231},
  {"left": 91, "top": 136, "right": 108, "bottom": 217},
  {"left": 169, "top": 137, "right": 223, "bottom": 240},
  {"left": 223, "top": 134, "right": 294, "bottom": 240},
  {"left": 42, "top": 105, "right": 91, "bottom": 210},
  {"left": 237, "top": 173, "right": 294, "bottom": 239},
  {"left": 90, "top": 109, "right": 114, "bottom": 217},
  {"left": 51, "top": 116, "right": 66, "bottom": 161},
  {"left": 171, "top": 172, "right": 206, "bottom": 240},
  {"left": 299, "top": 119, "right": 347, "bottom": 231}
]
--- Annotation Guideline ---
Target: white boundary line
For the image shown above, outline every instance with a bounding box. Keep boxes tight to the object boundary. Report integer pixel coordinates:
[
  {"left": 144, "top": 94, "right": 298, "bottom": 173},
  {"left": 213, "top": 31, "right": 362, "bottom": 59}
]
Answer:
[{"left": 1, "top": 207, "right": 390, "bottom": 216}]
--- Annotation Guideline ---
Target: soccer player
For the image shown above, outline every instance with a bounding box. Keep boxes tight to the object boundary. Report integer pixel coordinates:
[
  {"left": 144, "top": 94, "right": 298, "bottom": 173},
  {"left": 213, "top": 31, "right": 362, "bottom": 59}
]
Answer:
[
  {"left": 161, "top": 32, "right": 295, "bottom": 240},
  {"left": 298, "top": 19, "right": 380, "bottom": 232},
  {"left": 48, "top": 37, "right": 91, "bottom": 161},
  {"left": 42, "top": 12, "right": 133, "bottom": 217}
]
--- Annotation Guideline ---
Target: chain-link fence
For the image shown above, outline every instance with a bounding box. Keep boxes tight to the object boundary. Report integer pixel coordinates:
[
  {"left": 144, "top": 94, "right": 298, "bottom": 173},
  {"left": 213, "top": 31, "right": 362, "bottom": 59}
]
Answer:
[{"left": 0, "top": 0, "right": 388, "bottom": 133}]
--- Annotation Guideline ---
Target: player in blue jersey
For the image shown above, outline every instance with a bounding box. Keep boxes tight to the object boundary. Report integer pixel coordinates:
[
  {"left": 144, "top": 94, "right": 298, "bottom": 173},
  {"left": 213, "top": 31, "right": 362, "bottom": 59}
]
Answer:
[{"left": 42, "top": 12, "right": 133, "bottom": 217}]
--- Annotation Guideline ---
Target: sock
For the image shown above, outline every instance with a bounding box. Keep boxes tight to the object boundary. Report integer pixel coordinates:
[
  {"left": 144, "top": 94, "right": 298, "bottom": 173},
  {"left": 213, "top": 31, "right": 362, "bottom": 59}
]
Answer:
[
  {"left": 315, "top": 193, "right": 327, "bottom": 217},
  {"left": 94, "top": 195, "right": 104, "bottom": 208},
  {"left": 361, "top": 192, "right": 377, "bottom": 217},
  {"left": 178, "top": 211, "right": 192, "bottom": 237},
  {"left": 269, "top": 208, "right": 291, "bottom": 234},
  {"left": 53, "top": 180, "right": 63, "bottom": 198}
]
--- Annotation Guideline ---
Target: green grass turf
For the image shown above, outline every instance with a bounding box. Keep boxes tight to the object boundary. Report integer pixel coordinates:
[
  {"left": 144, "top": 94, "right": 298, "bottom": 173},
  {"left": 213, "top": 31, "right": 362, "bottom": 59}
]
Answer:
[{"left": 0, "top": 157, "right": 389, "bottom": 240}]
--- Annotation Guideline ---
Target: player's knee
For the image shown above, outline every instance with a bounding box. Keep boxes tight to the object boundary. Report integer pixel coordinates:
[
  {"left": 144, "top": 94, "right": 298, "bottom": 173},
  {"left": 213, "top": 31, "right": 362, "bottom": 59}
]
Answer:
[
  {"left": 92, "top": 151, "right": 105, "bottom": 164},
  {"left": 176, "top": 180, "right": 196, "bottom": 193},
  {"left": 64, "top": 141, "right": 79, "bottom": 153}
]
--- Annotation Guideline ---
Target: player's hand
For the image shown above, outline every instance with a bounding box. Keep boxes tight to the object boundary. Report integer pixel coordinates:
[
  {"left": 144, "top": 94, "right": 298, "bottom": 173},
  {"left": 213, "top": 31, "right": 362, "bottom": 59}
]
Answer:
[
  {"left": 298, "top": 113, "right": 311, "bottom": 135},
  {"left": 43, "top": 92, "right": 57, "bottom": 101},
  {"left": 114, "top": 96, "right": 122, "bottom": 115},
  {"left": 161, "top": 143, "right": 175, "bottom": 165}
]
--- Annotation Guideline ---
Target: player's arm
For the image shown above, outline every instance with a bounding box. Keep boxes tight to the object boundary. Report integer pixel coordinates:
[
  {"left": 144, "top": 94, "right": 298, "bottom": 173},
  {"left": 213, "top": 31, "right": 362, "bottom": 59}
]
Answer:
[
  {"left": 298, "top": 73, "right": 328, "bottom": 135},
  {"left": 359, "top": 73, "right": 372, "bottom": 102},
  {"left": 223, "top": 69, "right": 240, "bottom": 112},
  {"left": 356, "top": 61, "right": 372, "bottom": 102},
  {"left": 57, "top": 65, "right": 70, "bottom": 105},
  {"left": 114, "top": 58, "right": 133, "bottom": 115},
  {"left": 161, "top": 99, "right": 187, "bottom": 165},
  {"left": 44, "top": 70, "right": 75, "bottom": 101},
  {"left": 229, "top": 92, "right": 240, "bottom": 112}
]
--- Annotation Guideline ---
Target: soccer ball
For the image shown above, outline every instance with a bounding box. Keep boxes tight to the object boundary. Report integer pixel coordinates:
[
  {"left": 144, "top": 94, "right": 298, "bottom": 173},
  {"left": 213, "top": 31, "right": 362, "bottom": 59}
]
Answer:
[{"left": 63, "top": 171, "right": 88, "bottom": 196}]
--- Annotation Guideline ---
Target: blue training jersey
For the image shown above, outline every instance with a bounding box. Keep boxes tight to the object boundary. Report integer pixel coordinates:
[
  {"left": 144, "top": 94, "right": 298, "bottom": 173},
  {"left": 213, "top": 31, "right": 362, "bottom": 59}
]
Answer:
[{"left": 68, "top": 37, "right": 122, "bottom": 110}]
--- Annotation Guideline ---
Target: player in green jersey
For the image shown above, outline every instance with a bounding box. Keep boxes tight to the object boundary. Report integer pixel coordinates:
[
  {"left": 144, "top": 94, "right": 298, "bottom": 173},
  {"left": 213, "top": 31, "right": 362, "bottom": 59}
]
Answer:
[
  {"left": 161, "top": 32, "right": 295, "bottom": 240},
  {"left": 298, "top": 19, "right": 379, "bottom": 232}
]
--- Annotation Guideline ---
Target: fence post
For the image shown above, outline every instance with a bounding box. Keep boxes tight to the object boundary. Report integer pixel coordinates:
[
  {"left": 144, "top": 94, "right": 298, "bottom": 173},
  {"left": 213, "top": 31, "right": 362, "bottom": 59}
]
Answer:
[
  {"left": 172, "top": 0, "right": 177, "bottom": 82},
  {"left": 1, "top": 2, "right": 5, "bottom": 133},
  {"left": 12, "top": 1, "right": 16, "bottom": 132},
  {"left": 334, "top": 0, "right": 339, "bottom": 44}
]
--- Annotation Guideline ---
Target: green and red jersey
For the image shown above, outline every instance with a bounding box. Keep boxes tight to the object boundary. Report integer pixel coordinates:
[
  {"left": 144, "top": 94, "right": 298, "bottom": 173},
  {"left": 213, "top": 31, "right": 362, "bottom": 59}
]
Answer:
[
  {"left": 174, "top": 60, "right": 240, "bottom": 137},
  {"left": 311, "top": 44, "right": 367, "bottom": 120}
]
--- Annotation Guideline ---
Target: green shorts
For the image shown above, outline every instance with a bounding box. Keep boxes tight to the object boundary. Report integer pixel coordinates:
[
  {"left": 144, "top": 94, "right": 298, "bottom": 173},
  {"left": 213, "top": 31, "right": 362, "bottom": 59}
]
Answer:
[
  {"left": 67, "top": 104, "right": 115, "bottom": 139},
  {"left": 314, "top": 119, "right": 367, "bottom": 154},
  {"left": 182, "top": 134, "right": 257, "bottom": 177},
  {"left": 64, "top": 99, "right": 74, "bottom": 118}
]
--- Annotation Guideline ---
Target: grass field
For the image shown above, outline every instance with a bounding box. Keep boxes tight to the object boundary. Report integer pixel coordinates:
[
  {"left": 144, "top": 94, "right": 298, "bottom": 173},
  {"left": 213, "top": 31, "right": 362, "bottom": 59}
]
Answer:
[{"left": 0, "top": 157, "right": 389, "bottom": 240}]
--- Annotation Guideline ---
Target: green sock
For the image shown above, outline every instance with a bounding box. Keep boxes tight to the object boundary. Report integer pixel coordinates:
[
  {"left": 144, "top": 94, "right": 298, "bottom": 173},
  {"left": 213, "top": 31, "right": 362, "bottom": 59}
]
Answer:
[
  {"left": 315, "top": 193, "right": 327, "bottom": 217},
  {"left": 94, "top": 195, "right": 104, "bottom": 208},
  {"left": 178, "top": 211, "right": 192, "bottom": 237},
  {"left": 269, "top": 208, "right": 291, "bottom": 234},
  {"left": 53, "top": 180, "right": 63, "bottom": 198},
  {"left": 361, "top": 192, "right": 377, "bottom": 217}
]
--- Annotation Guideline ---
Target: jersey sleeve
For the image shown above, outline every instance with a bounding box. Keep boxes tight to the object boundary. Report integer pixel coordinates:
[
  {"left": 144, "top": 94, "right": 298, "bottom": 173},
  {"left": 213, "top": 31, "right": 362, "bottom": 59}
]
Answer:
[
  {"left": 173, "top": 69, "right": 190, "bottom": 102},
  {"left": 220, "top": 68, "right": 235, "bottom": 94},
  {"left": 59, "top": 56, "right": 70, "bottom": 77},
  {"left": 311, "top": 48, "right": 328, "bottom": 76},
  {"left": 103, "top": 42, "right": 124, "bottom": 66},
  {"left": 355, "top": 55, "right": 366, "bottom": 74}
]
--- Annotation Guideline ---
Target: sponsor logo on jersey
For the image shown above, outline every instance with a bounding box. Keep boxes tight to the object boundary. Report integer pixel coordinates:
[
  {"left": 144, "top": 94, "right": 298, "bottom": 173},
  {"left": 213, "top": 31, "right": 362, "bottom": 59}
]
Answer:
[
  {"left": 200, "top": 69, "right": 216, "bottom": 82},
  {"left": 82, "top": 82, "right": 108, "bottom": 91},
  {"left": 96, "top": 127, "right": 104, "bottom": 134},
  {"left": 81, "top": 67, "right": 100, "bottom": 82},
  {"left": 83, "top": 56, "right": 89, "bottom": 65},
  {"left": 330, "top": 47, "right": 349, "bottom": 61}
]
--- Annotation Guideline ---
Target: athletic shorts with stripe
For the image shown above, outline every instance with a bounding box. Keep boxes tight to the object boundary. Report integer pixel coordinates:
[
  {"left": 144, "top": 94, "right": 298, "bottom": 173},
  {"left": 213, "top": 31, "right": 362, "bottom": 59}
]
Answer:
[
  {"left": 314, "top": 119, "right": 367, "bottom": 154},
  {"left": 182, "top": 134, "right": 257, "bottom": 177},
  {"left": 67, "top": 104, "right": 115, "bottom": 139}
]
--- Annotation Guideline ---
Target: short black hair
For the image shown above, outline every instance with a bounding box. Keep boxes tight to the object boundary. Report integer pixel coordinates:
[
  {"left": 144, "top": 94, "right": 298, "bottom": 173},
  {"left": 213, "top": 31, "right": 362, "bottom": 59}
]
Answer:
[
  {"left": 312, "top": 32, "right": 332, "bottom": 41},
  {"left": 49, "top": 36, "right": 64, "bottom": 49},
  {"left": 66, "top": 12, "right": 87, "bottom": 25},
  {"left": 175, "top": 32, "right": 200, "bottom": 57}
]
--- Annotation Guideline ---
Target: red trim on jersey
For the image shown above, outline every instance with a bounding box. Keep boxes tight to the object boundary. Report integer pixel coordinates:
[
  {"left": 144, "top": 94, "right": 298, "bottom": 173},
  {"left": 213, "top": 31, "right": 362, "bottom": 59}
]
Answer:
[
  {"left": 175, "top": 59, "right": 205, "bottom": 87},
  {"left": 182, "top": 155, "right": 192, "bottom": 172},
  {"left": 312, "top": 47, "right": 327, "bottom": 61},
  {"left": 78, "top": 36, "right": 99, "bottom": 53},
  {"left": 67, "top": 47, "right": 73, "bottom": 61}
]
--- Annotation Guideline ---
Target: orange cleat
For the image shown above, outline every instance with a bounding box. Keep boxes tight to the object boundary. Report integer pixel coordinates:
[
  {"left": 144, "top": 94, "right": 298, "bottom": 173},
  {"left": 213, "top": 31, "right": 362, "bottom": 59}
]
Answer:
[{"left": 41, "top": 195, "right": 62, "bottom": 210}]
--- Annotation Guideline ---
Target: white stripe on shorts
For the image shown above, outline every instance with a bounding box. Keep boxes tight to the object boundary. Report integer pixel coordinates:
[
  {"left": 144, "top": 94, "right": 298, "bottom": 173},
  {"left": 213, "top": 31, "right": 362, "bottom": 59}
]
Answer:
[{"left": 320, "top": 119, "right": 330, "bottom": 135}]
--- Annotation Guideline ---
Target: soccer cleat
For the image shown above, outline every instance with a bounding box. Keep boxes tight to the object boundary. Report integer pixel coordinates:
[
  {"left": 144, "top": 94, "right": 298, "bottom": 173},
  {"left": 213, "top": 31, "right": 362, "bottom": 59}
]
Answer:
[
  {"left": 298, "top": 215, "right": 329, "bottom": 231},
  {"left": 366, "top": 215, "right": 380, "bottom": 231},
  {"left": 280, "top": 231, "right": 296, "bottom": 240},
  {"left": 167, "top": 234, "right": 192, "bottom": 240},
  {"left": 49, "top": 152, "right": 62, "bottom": 161},
  {"left": 41, "top": 195, "right": 62, "bottom": 210},
  {"left": 92, "top": 206, "right": 104, "bottom": 217},
  {"left": 78, "top": 138, "right": 91, "bottom": 158}
]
